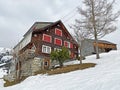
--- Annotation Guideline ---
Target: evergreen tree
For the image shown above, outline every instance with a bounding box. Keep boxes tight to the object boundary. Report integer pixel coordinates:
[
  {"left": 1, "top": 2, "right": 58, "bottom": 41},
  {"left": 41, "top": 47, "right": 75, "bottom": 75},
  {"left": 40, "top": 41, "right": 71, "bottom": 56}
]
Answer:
[{"left": 50, "top": 47, "right": 70, "bottom": 67}]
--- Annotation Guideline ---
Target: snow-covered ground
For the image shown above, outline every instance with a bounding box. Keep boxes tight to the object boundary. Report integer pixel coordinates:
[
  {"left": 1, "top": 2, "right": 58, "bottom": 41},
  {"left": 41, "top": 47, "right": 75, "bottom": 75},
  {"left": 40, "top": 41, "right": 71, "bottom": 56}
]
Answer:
[
  {"left": 0, "top": 47, "right": 13, "bottom": 67},
  {"left": 0, "top": 47, "right": 11, "bottom": 54},
  {"left": 1, "top": 56, "right": 13, "bottom": 63},
  {"left": 0, "top": 50, "right": 120, "bottom": 90},
  {"left": 0, "top": 69, "right": 7, "bottom": 88}
]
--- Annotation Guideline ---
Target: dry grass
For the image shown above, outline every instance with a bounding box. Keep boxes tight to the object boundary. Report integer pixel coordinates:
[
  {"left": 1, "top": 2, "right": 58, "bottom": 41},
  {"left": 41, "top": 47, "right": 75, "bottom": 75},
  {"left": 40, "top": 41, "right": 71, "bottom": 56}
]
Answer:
[
  {"left": 35, "top": 63, "right": 96, "bottom": 75},
  {"left": 4, "top": 76, "right": 27, "bottom": 87}
]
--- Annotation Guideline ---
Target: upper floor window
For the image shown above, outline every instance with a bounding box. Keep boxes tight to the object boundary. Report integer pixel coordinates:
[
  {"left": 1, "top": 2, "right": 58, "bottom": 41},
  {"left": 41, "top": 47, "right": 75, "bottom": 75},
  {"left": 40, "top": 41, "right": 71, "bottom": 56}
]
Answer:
[
  {"left": 42, "top": 34, "right": 52, "bottom": 43},
  {"left": 42, "top": 45, "right": 51, "bottom": 54},
  {"left": 54, "top": 38, "right": 62, "bottom": 46},
  {"left": 64, "top": 41, "right": 70, "bottom": 48},
  {"left": 70, "top": 43, "right": 73, "bottom": 48},
  {"left": 55, "top": 28, "right": 62, "bottom": 36}
]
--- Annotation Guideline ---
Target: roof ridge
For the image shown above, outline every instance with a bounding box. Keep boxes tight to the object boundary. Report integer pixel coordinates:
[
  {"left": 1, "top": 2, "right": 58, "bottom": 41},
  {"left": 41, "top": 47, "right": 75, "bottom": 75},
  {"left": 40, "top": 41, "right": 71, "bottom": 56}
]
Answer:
[
  {"left": 86, "top": 39, "right": 116, "bottom": 44},
  {"left": 35, "top": 22, "right": 54, "bottom": 24}
]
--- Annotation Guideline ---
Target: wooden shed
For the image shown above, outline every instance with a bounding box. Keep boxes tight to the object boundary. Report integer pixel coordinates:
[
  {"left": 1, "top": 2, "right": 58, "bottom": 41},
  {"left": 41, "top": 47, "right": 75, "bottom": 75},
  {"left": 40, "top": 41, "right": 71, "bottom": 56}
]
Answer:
[{"left": 81, "top": 39, "right": 117, "bottom": 56}]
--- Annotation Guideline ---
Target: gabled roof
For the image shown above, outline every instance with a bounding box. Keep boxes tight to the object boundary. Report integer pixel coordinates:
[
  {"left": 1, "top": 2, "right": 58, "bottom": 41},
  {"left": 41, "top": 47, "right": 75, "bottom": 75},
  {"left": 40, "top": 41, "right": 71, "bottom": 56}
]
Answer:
[
  {"left": 32, "top": 20, "right": 78, "bottom": 45},
  {"left": 88, "top": 39, "right": 116, "bottom": 45},
  {"left": 14, "top": 20, "right": 78, "bottom": 50},
  {"left": 24, "top": 22, "right": 53, "bottom": 37}
]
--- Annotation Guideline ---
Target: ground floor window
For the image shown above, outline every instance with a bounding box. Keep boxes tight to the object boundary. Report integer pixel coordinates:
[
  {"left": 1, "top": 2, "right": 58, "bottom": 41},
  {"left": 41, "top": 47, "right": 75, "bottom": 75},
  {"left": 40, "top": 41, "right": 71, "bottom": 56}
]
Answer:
[
  {"left": 42, "top": 45, "right": 51, "bottom": 54},
  {"left": 54, "top": 48, "right": 61, "bottom": 51},
  {"left": 44, "top": 61, "right": 48, "bottom": 66}
]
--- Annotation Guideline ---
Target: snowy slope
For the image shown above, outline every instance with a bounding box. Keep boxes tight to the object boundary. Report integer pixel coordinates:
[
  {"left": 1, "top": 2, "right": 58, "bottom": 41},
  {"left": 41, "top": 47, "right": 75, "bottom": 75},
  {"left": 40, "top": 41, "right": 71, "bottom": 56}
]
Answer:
[
  {"left": 0, "top": 69, "right": 7, "bottom": 88},
  {"left": 0, "top": 50, "right": 120, "bottom": 90},
  {"left": 1, "top": 56, "right": 13, "bottom": 63},
  {"left": 0, "top": 47, "right": 13, "bottom": 67}
]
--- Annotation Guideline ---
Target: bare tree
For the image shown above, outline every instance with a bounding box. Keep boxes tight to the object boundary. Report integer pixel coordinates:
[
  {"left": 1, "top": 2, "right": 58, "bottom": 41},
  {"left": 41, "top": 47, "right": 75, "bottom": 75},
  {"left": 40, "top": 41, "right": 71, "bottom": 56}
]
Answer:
[
  {"left": 70, "top": 24, "right": 91, "bottom": 64},
  {"left": 73, "top": 0, "right": 120, "bottom": 59}
]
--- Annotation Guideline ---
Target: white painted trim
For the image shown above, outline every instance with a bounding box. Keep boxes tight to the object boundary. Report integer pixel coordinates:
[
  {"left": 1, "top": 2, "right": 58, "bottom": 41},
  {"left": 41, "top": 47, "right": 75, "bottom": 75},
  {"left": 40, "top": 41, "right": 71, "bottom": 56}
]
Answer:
[{"left": 54, "top": 48, "right": 62, "bottom": 51}]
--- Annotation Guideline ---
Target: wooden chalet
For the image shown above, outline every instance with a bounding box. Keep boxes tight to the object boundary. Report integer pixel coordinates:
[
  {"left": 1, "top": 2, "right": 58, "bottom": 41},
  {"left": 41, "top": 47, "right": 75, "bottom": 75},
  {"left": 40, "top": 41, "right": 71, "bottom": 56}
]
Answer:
[{"left": 13, "top": 20, "right": 78, "bottom": 78}]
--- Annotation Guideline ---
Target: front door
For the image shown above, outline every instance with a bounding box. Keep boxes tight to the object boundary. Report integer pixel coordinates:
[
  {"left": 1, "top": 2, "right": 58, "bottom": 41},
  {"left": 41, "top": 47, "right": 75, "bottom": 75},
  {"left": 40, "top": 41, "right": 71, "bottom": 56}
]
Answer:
[{"left": 43, "top": 58, "right": 50, "bottom": 69}]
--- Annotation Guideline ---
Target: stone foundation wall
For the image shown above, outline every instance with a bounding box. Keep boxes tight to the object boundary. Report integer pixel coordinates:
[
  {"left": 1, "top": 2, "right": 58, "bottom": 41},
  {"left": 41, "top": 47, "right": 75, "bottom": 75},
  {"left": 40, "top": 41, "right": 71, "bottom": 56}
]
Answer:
[
  {"left": 21, "top": 58, "right": 43, "bottom": 76},
  {"left": 4, "top": 57, "right": 59, "bottom": 81}
]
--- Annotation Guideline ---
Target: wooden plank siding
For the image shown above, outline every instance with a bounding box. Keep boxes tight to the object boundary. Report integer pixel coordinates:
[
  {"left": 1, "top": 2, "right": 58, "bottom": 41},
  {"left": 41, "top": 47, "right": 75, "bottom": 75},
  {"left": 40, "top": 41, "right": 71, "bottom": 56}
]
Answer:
[
  {"left": 31, "top": 22, "right": 78, "bottom": 59},
  {"left": 12, "top": 20, "right": 78, "bottom": 75},
  {"left": 15, "top": 20, "right": 78, "bottom": 61},
  {"left": 93, "top": 43, "right": 117, "bottom": 49}
]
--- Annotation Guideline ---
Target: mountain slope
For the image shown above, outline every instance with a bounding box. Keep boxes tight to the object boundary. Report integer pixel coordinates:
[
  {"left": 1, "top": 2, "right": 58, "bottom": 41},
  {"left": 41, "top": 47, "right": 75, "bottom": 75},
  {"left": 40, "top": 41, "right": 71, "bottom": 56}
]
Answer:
[
  {"left": 0, "top": 50, "right": 120, "bottom": 90},
  {"left": 0, "top": 47, "right": 11, "bottom": 54},
  {"left": 0, "top": 47, "right": 12, "bottom": 65}
]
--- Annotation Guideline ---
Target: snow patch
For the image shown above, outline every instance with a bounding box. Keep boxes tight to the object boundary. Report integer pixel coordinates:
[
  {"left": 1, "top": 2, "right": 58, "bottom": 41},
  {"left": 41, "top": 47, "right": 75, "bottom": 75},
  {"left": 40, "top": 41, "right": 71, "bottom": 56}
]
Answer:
[{"left": 0, "top": 50, "right": 120, "bottom": 90}]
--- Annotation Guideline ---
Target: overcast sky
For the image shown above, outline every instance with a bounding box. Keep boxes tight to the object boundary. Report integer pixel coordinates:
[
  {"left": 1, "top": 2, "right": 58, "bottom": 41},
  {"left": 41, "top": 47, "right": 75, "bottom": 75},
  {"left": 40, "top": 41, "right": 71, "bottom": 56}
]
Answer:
[{"left": 0, "top": 0, "right": 120, "bottom": 49}]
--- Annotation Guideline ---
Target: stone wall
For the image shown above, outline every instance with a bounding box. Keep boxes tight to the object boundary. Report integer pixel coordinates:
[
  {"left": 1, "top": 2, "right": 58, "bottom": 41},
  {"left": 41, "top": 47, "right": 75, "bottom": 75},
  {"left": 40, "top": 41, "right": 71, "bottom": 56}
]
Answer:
[
  {"left": 21, "top": 57, "right": 43, "bottom": 76},
  {"left": 4, "top": 57, "right": 61, "bottom": 82}
]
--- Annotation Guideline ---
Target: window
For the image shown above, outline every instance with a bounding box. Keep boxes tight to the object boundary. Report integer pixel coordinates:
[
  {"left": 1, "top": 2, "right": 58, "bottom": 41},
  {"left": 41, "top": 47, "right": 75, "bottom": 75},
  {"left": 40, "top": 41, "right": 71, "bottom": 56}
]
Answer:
[
  {"left": 70, "top": 43, "right": 73, "bottom": 48},
  {"left": 55, "top": 28, "right": 62, "bottom": 36},
  {"left": 70, "top": 52, "right": 74, "bottom": 58},
  {"left": 42, "top": 34, "right": 52, "bottom": 43},
  {"left": 44, "top": 62, "right": 48, "bottom": 66},
  {"left": 54, "top": 38, "right": 62, "bottom": 46},
  {"left": 64, "top": 41, "right": 70, "bottom": 48},
  {"left": 54, "top": 48, "right": 62, "bottom": 51},
  {"left": 42, "top": 45, "right": 51, "bottom": 54}
]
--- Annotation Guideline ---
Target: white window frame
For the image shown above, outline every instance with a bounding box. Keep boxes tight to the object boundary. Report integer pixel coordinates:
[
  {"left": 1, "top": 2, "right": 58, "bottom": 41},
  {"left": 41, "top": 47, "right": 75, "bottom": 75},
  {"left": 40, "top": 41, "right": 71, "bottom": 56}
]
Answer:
[
  {"left": 42, "top": 45, "right": 51, "bottom": 54},
  {"left": 42, "top": 34, "right": 52, "bottom": 43},
  {"left": 55, "top": 28, "right": 62, "bottom": 36},
  {"left": 54, "top": 48, "right": 62, "bottom": 51}
]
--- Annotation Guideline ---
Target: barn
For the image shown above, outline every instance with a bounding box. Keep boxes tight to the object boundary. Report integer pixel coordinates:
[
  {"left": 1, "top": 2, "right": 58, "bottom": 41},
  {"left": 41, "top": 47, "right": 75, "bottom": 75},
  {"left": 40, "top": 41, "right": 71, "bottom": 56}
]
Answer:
[{"left": 81, "top": 39, "right": 117, "bottom": 56}]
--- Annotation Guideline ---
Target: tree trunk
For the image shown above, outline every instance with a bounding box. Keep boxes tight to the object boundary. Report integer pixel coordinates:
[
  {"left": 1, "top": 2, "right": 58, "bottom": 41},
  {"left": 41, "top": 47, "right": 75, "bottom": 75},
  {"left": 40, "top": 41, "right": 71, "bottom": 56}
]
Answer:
[
  {"left": 59, "top": 60, "right": 63, "bottom": 67},
  {"left": 79, "top": 43, "right": 83, "bottom": 65},
  {"left": 94, "top": 34, "right": 100, "bottom": 59},
  {"left": 91, "top": 0, "right": 100, "bottom": 59}
]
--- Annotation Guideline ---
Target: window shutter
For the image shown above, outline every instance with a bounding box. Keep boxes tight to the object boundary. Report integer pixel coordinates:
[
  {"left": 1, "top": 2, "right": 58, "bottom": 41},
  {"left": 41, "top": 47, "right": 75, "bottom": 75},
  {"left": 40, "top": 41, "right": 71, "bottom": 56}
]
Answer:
[
  {"left": 64, "top": 41, "right": 70, "bottom": 48},
  {"left": 54, "top": 38, "right": 62, "bottom": 46},
  {"left": 55, "top": 28, "right": 62, "bottom": 36},
  {"left": 64, "top": 41, "right": 68, "bottom": 47},
  {"left": 70, "top": 43, "right": 73, "bottom": 48},
  {"left": 43, "top": 34, "right": 51, "bottom": 43}
]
